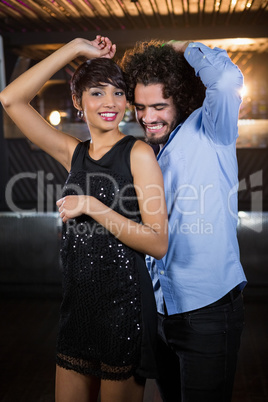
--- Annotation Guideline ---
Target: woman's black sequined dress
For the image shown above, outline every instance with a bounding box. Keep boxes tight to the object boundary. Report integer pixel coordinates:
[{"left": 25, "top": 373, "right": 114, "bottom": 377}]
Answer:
[{"left": 56, "top": 136, "right": 157, "bottom": 380}]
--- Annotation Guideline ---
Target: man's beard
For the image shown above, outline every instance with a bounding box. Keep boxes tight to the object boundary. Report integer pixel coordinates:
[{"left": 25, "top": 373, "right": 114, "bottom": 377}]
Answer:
[
  {"left": 140, "top": 117, "right": 180, "bottom": 146},
  {"left": 144, "top": 132, "right": 170, "bottom": 146}
]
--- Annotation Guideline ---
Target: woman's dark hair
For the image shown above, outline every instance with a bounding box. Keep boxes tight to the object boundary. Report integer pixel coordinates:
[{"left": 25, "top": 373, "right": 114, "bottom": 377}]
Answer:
[
  {"left": 119, "top": 40, "right": 206, "bottom": 123},
  {"left": 71, "top": 58, "right": 127, "bottom": 107}
]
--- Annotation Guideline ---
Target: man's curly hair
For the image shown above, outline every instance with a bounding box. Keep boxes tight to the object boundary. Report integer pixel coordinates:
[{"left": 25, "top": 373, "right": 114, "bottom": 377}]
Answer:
[{"left": 119, "top": 40, "right": 206, "bottom": 123}]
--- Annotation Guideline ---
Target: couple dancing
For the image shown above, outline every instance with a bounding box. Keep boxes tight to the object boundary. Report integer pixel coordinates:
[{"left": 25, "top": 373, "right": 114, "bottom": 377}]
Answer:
[{"left": 0, "top": 35, "right": 246, "bottom": 402}]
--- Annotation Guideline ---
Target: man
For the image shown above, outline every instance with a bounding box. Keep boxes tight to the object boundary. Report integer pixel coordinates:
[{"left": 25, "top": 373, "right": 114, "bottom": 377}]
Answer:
[{"left": 120, "top": 40, "right": 247, "bottom": 401}]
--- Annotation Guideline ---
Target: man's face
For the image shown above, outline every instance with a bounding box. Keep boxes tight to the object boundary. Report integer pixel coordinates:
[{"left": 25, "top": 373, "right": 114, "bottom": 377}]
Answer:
[{"left": 134, "top": 83, "right": 178, "bottom": 145}]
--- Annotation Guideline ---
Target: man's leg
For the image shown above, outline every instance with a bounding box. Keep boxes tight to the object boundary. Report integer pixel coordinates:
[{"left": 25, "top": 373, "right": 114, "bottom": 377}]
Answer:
[
  {"left": 156, "top": 313, "right": 182, "bottom": 402},
  {"left": 159, "top": 293, "right": 244, "bottom": 402}
]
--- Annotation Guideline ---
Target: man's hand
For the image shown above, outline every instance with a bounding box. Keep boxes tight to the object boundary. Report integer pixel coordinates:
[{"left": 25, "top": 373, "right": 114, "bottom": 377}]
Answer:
[{"left": 167, "top": 40, "right": 192, "bottom": 53}]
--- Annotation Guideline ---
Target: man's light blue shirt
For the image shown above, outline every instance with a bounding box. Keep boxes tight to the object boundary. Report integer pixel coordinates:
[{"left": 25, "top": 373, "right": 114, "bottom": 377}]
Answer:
[{"left": 146, "top": 42, "right": 247, "bottom": 315}]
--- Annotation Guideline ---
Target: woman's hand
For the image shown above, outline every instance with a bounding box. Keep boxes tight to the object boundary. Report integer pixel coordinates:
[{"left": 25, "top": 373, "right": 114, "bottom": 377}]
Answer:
[
  {"left": 57, "top": 195, "right": 88, "bottom": 223},
  {"left": 93, "top": 35, "right": 117, "bottom": 58},
  {"left": 76, "top": 36, "right": 116, "bottom": 60}
]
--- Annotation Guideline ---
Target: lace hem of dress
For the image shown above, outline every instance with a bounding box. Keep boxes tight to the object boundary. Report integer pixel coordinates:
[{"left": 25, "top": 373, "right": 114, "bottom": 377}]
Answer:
[{"left": 56, "top": 353, "right": 135, "bottom": 381}]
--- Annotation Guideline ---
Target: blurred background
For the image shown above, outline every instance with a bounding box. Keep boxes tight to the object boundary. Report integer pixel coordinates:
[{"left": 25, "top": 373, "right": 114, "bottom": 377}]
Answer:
[{"left": 0, "top": 1, "right": 267, "bottom": 401}]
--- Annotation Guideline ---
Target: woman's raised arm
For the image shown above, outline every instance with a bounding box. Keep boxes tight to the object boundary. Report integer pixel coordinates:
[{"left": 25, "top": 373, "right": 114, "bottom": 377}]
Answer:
[{"left": 0, "top": 36, "right": 116, "bottom": 171}]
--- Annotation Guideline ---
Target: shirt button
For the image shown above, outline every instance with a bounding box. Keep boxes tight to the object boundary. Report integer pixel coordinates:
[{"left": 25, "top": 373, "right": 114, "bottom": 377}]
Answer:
[{"left": 160, "top": 270, "right": 165, "bottom": 275}]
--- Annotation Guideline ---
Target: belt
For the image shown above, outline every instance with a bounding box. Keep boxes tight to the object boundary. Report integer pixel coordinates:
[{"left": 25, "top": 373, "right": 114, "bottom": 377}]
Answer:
[
  {"left": 163, "top": 286, "right": 242, "bottom": 316},
  {"left": 189, "top": 286, "right": 242, "bottom": 313},
  {"left": 205, "top": 286, "right": 241, "bottom": 309}
]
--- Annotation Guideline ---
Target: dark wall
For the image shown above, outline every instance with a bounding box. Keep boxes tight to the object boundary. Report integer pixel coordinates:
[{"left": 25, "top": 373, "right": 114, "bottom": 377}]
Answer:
[
  {"left": 0, "top": 139, "right": 267, "bottom": 296},
  {"left": 1, "top": 137, "right": 268, "bottom": 213},
  {"left": 0, "top": 109, "right": 8, "bottom": 210},
  {"left": 237, "top": 148, "right": 268, "bottom": 212},
  {"left": 3, "top": 138, "right": 67, "bottom": 213}
]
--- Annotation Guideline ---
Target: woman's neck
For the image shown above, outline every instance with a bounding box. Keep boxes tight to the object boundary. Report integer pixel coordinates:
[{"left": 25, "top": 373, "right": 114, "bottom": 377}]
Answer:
[{"left": 88, "top": 129, "right": 125, "bottom": 159}]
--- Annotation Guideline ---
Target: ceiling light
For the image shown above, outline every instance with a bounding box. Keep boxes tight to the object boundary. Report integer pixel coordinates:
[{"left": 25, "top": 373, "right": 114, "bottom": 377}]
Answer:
[
  {"left": 232, "top": 38, "right": 255, "bottom": 46},
  {"left": 49, "top": 110, "right": 61, "bottom": 126}
]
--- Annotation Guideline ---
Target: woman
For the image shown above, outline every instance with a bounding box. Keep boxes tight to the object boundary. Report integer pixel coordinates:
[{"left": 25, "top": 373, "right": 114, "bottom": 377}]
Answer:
[{"left": 0, "top": 36, "right": 168, "bottom": 402}]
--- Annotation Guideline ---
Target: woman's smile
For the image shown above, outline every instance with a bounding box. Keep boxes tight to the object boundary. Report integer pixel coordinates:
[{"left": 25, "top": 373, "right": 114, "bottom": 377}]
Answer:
[{"left": 99, "top": 111, "right": 118, "bottom": 121}]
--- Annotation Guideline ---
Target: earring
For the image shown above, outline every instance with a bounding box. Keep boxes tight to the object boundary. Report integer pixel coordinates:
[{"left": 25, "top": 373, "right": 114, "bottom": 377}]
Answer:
[{"left": 77, "top": 110, "right": 84, "bottom": 119}]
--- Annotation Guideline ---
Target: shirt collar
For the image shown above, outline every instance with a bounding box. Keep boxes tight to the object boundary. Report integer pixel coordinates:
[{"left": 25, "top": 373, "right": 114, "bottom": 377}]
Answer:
[{"left": 157, "top": 123, "right": 182, "bottom": 160}]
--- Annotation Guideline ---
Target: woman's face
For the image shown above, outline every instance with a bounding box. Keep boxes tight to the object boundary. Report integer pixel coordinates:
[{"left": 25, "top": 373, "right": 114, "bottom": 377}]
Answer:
[{"left": 77, "top": 83, "right": 127, "bottom": 133}]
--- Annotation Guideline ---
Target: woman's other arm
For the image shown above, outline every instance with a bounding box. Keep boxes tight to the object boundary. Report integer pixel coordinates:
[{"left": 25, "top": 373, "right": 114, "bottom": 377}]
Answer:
[{"left": 57, "top": 141, "right": 168, "bottom": 260}]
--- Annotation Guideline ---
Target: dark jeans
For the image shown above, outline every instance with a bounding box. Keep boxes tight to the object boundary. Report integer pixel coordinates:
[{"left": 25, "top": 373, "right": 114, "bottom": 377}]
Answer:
[{"left": 156, "top": 291, "right": 245, "bottom": 402}]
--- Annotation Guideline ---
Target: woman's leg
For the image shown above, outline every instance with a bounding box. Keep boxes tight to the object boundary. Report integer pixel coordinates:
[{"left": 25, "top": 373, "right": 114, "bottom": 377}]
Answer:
[
  {"left": 100, "top": 376, "right": 145, "bottom": 402},
  {"left": 55, "top": 365, "right": 101, "bottom": 402}
]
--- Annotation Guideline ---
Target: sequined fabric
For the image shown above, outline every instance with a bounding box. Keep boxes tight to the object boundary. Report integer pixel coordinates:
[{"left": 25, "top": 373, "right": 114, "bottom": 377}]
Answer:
[{"left": 56, "top": 136, "right": 157, "bottom": 380}]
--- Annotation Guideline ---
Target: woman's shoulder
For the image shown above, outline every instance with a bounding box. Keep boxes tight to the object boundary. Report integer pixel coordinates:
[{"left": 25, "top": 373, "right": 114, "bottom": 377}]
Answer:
[
  {"left": 131, "top": 139, "right": 156, "bottom": 160},
  {"left": 130, "top": 139, "right": 160, "bottom": 178}
]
